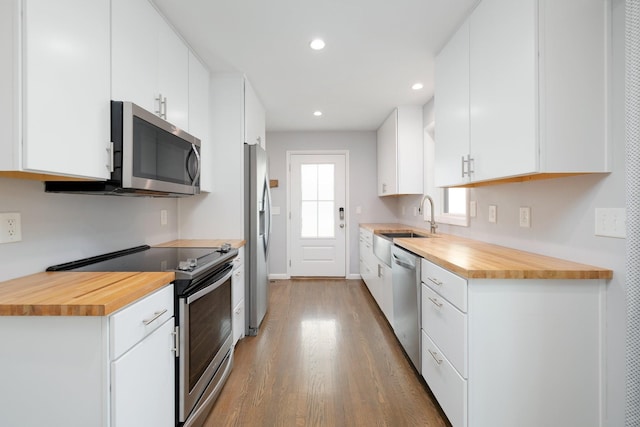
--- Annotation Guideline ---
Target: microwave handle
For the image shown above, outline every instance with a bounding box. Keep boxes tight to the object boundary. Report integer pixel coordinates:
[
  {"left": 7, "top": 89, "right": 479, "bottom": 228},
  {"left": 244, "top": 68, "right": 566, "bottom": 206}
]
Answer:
[{"left": 189, "top": 143, "right": 201, "bottom": 187}]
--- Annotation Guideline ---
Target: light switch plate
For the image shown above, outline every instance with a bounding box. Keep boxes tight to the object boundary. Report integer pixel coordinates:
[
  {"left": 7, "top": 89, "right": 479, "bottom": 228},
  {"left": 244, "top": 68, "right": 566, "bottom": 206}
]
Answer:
[
  {"left": 519, "top": 207, "right": 531, "bottom": 228},
  {"left": 488, "top": 205, "right": 497, "bottom": 223},
  {"left": 469, "top": 201, "right": 477, "bottom": 218}
]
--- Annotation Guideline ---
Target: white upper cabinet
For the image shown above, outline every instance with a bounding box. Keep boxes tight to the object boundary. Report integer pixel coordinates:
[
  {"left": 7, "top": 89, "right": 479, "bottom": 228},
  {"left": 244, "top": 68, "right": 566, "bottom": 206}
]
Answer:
[
  {"left": 188, "top": 52, "right": 211, "bottom": 191},
  {"left": 434, "top": 19, "right": 470, "bottom": 187},
  {"left": 435, "top": 0, "right": 610, "bottom": 187},
  {"left": 377, "top": 106, "right": 423, "bottom": 196},
  {"left": 0, "top": 0, "right": 111, "bottom": 180},
  {"left": 244, "top": 79, "right": 266, "bottom": 149},
  {"left": 112, "top": 0, "right": 189, "bottom": 130}
]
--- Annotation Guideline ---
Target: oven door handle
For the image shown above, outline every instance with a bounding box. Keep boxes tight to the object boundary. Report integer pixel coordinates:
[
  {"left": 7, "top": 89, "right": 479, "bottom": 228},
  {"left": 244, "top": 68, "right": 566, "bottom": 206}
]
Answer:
[{"left": 186, "top": 267, "right": 233, "bottom": 304}]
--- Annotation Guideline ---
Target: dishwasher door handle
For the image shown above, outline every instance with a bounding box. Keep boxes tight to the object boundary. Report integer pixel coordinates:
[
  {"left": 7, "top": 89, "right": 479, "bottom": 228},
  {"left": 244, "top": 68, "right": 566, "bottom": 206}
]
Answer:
[{"left": 392, "top": 253, "right": 415, "bottom": 270}]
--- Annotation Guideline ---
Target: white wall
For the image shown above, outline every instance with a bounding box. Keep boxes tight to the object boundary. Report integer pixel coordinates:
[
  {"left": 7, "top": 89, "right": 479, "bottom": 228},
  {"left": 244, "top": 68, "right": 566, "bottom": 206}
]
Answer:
[
  {"left": 266, "top": 131, "right": 397, "bottom": 277},
  {"left": 0, "top": 177, "right": 179, "bottom": 281},
  {"left": 398, "top": 1, "right": 626, "bottom": 424}
]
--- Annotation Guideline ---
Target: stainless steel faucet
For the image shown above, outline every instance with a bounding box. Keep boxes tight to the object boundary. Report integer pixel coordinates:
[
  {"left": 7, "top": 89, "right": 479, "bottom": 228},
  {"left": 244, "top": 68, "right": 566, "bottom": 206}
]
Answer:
[{"left": 419, "top": 195, "right": 438, "bottom": 234}]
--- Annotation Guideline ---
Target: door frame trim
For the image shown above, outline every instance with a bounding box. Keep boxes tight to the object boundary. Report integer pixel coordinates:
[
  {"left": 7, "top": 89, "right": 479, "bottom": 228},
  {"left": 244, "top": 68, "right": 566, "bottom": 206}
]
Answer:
[{"left": 286, "top": 150, "right": 350, "bottom": 278}]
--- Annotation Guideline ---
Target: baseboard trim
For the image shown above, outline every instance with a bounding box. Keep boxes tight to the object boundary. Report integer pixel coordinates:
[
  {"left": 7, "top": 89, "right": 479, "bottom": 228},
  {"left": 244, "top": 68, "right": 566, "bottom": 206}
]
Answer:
[
  {"left": 346, "top": 273, "right": 362, "bottom": 280},
  {"left": 269, "top": 273, "right": 290, "bottom": 280}
]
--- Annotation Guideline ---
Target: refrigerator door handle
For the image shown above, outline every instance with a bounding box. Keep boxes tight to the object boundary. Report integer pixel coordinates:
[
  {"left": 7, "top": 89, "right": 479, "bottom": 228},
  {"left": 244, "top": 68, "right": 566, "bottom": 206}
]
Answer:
[{"left": 263, "top": 176, "right": 272, "bottom": 256}]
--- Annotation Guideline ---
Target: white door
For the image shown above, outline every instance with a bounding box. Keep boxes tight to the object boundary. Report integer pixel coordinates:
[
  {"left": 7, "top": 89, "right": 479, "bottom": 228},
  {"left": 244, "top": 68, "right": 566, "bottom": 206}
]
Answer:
[{"left": 289, "top": 153, "right": 347, "bottom": 277}]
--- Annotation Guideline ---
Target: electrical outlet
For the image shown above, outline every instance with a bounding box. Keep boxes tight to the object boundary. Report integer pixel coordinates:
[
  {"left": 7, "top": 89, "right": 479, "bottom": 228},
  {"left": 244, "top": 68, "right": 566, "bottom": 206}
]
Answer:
[
  {"left": 595, "top": 208, "right": 626, "bottom": 238},
  {"left": 160, "top": 210, "right": 168, "bottom": 226},
  {"left": 519, "top": 207, "right": 531, "bottom": 228},
  {"left": 0, "top": 212, "right": 22, "bottom": 243},
  {"left": 488, "top": 205, "right": 497, "bottom": 223}
]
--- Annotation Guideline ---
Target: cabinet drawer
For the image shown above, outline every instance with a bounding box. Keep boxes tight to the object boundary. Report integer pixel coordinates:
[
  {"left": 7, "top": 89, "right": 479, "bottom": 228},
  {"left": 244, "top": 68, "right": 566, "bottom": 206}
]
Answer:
[
  {"left": 422, "top": 284, "right": 467, "bottom": 378},
  {"left": 359, "top": 228, "right": 373, "bottom": 245},
  {"left": 232, "top": 265, "right": 245, "bottom": 307},
  {"left": 422, "top": 330, "right": 467, "bottom": 427},
  {"left": 422, "top": 259, "right": 468, "bottom": 312},
  {"left": 110, "top": 285, "right": 174, "bottom": 360},
  {"left": 232, "top": 247, "right": 245, "bottom": 269}
]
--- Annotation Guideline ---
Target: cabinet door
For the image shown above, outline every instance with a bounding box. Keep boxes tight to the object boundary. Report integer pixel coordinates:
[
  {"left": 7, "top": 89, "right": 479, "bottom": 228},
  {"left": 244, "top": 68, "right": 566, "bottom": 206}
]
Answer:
[
  {"left": 232, "top": 299, "right": 245, "bottom": 346},
  {"left": 23, "top": 0, "right": 110, "bottom": 179},
  {"left": 434, "top": 19, "right": 470, "bottom": 187},
  {"left": 111, "top": 318, "right": 175, "bottom": 427},
  {"left": 111, "top": 0, "right": 160, "bottom": 115},
  {"left": 377, "top": 109, "right": 397, "bottom": 196},
  {"left": 380, "top": 263, "right": 393, "bottom": 323},
  {"left": 244, "top": 79, "right": 266, "bottom": 148},
  {"left": 396, "top": 106, "right": 423, "bottom": 194},
  {"left": 469, "top": 0, "right": 537, "bottom": 181},
  {"left": 158, "top": 21, "right": 189, "bottom": 130},
  {"left": 188, "top": 52, "right": 211, "bottom": 191}
]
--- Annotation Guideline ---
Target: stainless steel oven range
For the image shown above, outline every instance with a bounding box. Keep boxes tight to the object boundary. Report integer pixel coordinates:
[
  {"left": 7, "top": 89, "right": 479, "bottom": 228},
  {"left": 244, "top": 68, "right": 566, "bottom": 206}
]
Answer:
[{"left": 47, "top": 244, "right": 238, "bottom": 427}]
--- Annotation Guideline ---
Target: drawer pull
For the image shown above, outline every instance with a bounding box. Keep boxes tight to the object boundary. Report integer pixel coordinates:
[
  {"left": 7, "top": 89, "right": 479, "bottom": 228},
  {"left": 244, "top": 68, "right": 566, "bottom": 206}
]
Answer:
[
  {"left": 142, "top": 308, "right": 168, "bottom": 326},
  {"left": 234, "top": 306, "right": 242, "bottom": 314},
  {"left": 427, "top": 277, "right": 443, "bottom": 286},
  {"left": 428, "top": 348, "right": 443, "bottom": 365},
  {"left": 428, "top": 297, "right": 443, "bottom": 308}
]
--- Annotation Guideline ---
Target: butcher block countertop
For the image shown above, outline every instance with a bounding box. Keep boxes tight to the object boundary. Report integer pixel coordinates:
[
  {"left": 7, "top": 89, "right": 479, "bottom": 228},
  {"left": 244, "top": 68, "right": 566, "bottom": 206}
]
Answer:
[
  {"left": 154, "top": 239, "right": 246, "bottom": 248},
  {"left": 360, "top": 223, "right": 612, "bottom": 280},
  {"left": 0, "top": 271, "right": 175, "bottom": 316}
]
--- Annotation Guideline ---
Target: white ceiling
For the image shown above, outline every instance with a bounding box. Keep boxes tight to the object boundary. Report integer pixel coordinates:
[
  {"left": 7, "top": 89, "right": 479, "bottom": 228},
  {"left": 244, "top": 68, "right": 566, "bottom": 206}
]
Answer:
[{"left": 152, "top": 0, "right": 478, "bottom": 132}]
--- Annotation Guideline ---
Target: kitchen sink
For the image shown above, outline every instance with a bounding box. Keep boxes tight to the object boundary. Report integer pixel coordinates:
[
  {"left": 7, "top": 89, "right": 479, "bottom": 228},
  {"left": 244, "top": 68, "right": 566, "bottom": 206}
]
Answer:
[{"left": 380, "top": 232, "right": 429, "bottom": 239}]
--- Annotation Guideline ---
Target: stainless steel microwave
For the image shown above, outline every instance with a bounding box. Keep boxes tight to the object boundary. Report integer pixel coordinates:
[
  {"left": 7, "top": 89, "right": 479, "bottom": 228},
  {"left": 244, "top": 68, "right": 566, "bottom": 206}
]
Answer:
[{"left": 46, "top": 101, "right": 201, "bottom": 197}]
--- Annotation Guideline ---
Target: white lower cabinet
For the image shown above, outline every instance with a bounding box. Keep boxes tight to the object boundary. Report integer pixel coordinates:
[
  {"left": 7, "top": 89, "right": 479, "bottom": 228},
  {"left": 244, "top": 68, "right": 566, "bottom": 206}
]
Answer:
[
  {"left": 420, "top": 259, "right": 605, "bottom": 427},
  {"left": 111, "top": 319, "right": 175, "bottom": 426},
  {"left": 359, "top": 227, "right": 394, "bottom": 326},
  {"left": 232, "top": 247, "right": 245, "bottom": 346},
  {"left": 0, "top": 284, "right": 175, "bottom": 427},
  {"left": 379, "top": 262, "right": 393, "bottom": 322},
  {"left": 422, "top": 330, "right": 467, "bottom": 427}
]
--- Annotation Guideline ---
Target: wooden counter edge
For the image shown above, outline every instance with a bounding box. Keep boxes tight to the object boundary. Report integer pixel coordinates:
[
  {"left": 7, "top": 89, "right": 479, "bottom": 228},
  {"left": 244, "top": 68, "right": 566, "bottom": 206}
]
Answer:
[{"left": 0, "top": 272, "right": 175, "bottom": 316}]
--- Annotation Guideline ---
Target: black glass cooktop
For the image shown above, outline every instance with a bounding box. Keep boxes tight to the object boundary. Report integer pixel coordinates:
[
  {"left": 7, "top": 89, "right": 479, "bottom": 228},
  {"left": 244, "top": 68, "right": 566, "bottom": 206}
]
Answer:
[{"left": 47, "top": 245, "right": 236, "bottom": 277}]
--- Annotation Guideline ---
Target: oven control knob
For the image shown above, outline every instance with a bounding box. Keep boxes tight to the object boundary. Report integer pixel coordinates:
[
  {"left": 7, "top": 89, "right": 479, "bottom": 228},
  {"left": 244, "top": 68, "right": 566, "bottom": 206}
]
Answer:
[
  {"left": 178, "top": 261, "right": 191, "bottom": 271},
  {"left": 188, "top": 258, "right": 198, "bottom": 268}
]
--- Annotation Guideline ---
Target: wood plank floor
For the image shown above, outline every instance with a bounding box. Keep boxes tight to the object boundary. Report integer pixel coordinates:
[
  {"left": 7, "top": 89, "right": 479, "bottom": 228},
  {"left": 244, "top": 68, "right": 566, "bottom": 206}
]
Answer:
[{"left": 204, "top": 279, "right": 451, "bottom": 427}]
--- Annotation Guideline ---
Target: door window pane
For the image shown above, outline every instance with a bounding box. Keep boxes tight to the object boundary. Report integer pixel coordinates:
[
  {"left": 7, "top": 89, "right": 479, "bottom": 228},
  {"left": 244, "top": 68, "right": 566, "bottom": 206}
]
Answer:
[
  {"left": 299, "top": 163, "right": 335, "bottom": 238},
  {"left": 301, "top": 165, "right": 318, "bottom": 200},
  {"left": 301, "top": 201, "right": 318, "bottom": 237},
  {"left": 317, "top": 164, "right": 334, "bottom": 200},
  {"left": 317, "top": 201, "right": 334, "bottom": 237}
]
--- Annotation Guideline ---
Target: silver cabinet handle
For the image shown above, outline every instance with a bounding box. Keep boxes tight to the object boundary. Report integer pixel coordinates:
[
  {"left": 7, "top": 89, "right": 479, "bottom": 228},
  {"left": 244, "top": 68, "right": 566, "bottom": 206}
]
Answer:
[
  {"left": 155, "top": 94, "right": 167, "bottom": 119},
  {"left": 427, "top": 277, "right": 443, "bottom": 286},
  {"left": 106, "top": 142, "right": 114, "bottom": 173},
  {"left": 428, "top": 297, "right": 443, "bottom": 308},
  {"left": 462, "top": 154, "right": 474, "bottom": 178},
  {"left": 171, "top": 326, "right": 180, "bottom": 357},
  {"left": 428, "top": 348, "right": 443, "bottom": 365},
  {"left": 142, "top": 308, "right": 168, "bottom": 325}
]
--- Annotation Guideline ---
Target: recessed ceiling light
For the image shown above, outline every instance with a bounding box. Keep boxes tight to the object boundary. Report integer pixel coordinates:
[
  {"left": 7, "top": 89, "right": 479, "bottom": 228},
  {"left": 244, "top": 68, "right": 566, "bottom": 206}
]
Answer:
[
  {"left": 310, "top": 39, "right": 326, "bottom": 50},
  {"left": 412, "top": 82, "right": 424, "bottom": 90},
  {"left": 313, "top": 111, "right": 323, "bottom": 117}
]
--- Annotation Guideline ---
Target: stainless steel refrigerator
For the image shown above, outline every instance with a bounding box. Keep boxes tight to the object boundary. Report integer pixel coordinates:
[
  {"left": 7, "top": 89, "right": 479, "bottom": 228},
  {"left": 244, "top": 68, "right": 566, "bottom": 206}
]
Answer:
[{"left": 244, "top": 143, "right": 272, "bottom": 336}]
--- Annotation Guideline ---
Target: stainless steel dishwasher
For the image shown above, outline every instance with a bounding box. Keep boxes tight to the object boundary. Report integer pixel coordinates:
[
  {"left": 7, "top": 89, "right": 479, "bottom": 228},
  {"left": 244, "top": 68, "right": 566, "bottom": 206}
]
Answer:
[{"left": 391, "top": 245, "right": 422, "bottom": 373}]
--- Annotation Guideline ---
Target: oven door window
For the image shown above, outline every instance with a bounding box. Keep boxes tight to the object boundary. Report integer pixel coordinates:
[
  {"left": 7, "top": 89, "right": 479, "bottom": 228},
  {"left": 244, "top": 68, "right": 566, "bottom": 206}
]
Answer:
[
  {"left": 132, "top": 116, "right": 199, "bottom": 186},
  {"left": 188, "top": 280, "right": 231, "bottom": 391}
]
